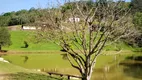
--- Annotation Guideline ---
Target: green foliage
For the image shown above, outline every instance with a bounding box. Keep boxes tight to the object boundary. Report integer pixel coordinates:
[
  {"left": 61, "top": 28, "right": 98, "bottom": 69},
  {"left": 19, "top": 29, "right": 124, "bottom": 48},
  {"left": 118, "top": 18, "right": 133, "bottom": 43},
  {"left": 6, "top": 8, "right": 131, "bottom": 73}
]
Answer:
[
  {"left": 8, "top": 16, "right": 21, "bottom": 25},
  {"left": 0, "top": 16, "right": 10, "bottom": 26},
  {"left": 61, "top": 4, "right": 72, "bottom": 13},
  {"left": 133, "top": 12, "right": 142, "bottom": 31},
  {"left": 96, "top": 0, "right": 107, "bottom": 4},
  {"left": 0, "top": 8, "right": 41, "bottom": 26},
  {"left": 0, "top": 27, "right": 11, "bottom": 50},
  {"left": 131, "top": 12, "right": 142, "bottom": 47},
  {"left": 130, "top": 0, "right": 142, "bottom": 12}
]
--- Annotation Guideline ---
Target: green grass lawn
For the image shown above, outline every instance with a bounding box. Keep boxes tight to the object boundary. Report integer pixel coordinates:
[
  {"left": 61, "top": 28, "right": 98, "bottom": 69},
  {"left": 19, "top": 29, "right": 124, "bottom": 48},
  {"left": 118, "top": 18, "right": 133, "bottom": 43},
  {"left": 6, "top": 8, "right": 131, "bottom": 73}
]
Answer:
[
  {"left": 0, "top": 61, "right": 31, "bottom": 74},
  {"left": 3, "top": 30, "right": 135, "bottom": 52},
  {"left": 0, "top": 62, "right": 65, "bottom": 80},
  {"left": 3, "top": 31, "right": 61, "bottom": 51}
]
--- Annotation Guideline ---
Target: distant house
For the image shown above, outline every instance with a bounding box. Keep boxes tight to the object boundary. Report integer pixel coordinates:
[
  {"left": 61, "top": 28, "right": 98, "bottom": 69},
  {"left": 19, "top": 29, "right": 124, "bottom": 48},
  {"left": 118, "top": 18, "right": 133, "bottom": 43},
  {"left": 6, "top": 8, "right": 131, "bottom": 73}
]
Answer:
[
  {"left": 21, "top": 25, "right": 41, "bottom": 30},
  {"left": 69, "top": 17, "right": 80, "bottom": 22}
]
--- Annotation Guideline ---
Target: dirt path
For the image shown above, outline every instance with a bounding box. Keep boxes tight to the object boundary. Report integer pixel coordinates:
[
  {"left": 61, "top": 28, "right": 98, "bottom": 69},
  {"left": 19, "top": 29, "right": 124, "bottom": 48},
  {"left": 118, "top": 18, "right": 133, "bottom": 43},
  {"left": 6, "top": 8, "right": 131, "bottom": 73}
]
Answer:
[
  {"left": 0, "top": 72, "right": 10, "bottom": 80},
  {"left": 0, "top": 73, "right": 5, "bottom": 80}
]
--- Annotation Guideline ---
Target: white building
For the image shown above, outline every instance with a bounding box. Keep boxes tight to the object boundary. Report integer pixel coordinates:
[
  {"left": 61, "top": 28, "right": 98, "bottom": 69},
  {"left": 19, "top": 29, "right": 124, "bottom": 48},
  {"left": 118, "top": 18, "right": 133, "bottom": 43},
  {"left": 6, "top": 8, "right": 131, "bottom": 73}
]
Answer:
[
  {"left": 69, "top": 17, "right": 80, "bottom": 22},
  {"left": 22, "top": 26, "right": 41, "bottom": 30}
]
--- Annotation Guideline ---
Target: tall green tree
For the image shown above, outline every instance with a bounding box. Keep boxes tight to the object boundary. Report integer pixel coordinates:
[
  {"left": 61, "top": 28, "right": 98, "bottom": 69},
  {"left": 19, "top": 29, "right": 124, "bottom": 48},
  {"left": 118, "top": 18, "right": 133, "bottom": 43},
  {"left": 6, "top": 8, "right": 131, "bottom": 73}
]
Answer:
[
  {"left": 129, "top": 0, "right": 142, "bottom": 47},
  {"left": 133, "top": 12, "right": 142, "bottom": 31},
  {"left": 130, "top": 0, "right": 142, "bottom": 12},
  {"left": 132, "top": 12, "right": 142, "bottom": 47},
  {"left": 0, "top": 27, "right": 11, "bottom": 51},
  {"left": 0, "top": 16, "right": 10, "bottom": 26}
]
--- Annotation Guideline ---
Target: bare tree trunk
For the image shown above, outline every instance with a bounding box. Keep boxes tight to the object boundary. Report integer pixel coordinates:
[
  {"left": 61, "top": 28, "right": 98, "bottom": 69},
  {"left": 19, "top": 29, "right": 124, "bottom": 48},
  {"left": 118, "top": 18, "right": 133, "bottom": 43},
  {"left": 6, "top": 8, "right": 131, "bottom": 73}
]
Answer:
[
  {"left": 82, "top": 71, "right": 92, "bottom": 80},
  {"left": 87, "top": 75, "right": 91, "bottom": 80},
  {"left": 83, "top": 74, "right": 92, "bottom": 80},
  {"left": 82, "top": 57, "right": 93, "bottom": 80}
]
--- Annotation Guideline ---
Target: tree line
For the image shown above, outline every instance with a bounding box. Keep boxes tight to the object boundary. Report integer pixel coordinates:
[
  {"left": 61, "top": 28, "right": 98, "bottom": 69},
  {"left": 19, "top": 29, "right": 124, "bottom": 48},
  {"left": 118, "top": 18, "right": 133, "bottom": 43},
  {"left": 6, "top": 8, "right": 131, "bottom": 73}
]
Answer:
[{"left": 0, "top": 7, "right": 49, "bottom": 26}]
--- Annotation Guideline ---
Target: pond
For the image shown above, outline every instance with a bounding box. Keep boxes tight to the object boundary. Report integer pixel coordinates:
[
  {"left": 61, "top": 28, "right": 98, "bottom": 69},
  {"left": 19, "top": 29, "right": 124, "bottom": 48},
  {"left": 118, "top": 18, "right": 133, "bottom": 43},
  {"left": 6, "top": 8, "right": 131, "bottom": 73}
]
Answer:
[{"left": 92, "top": 55, "right": 142, "bottom": 80}]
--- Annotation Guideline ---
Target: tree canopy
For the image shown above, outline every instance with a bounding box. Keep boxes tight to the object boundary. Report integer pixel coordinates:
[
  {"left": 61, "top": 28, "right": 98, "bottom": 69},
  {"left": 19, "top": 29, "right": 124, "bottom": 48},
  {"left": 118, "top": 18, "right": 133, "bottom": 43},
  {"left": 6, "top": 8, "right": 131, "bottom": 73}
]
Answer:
[
  {"left": 130, "top": 0, "right": 142, "bottom": 12},
  {"left": 0, "top": 8, "right": 42, "bottom": 26},
  {"left": 0, "top": 27, "right": 11, "bottom": 50}
]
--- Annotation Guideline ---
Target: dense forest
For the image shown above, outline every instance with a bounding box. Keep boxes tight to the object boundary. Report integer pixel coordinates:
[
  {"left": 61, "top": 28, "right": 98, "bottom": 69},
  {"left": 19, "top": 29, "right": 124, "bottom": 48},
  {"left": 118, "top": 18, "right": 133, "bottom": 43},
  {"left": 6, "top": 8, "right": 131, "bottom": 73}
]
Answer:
[{"left": 0, "top": 7, "right": 45, "bottom": 26}]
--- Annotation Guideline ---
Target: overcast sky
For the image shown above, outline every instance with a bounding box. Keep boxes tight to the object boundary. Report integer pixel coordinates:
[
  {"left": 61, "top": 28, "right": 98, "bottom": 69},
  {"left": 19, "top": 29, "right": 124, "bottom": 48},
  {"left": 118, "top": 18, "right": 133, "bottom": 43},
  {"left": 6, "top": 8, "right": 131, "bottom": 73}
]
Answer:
[{"left": 0, "top": 0, "right": 131, "bottom": 14}]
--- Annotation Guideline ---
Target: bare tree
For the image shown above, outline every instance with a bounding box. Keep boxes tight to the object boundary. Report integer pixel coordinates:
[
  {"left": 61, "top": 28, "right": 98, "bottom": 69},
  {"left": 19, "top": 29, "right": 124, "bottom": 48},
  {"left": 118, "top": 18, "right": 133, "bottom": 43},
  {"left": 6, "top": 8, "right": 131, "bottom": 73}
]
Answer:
[{"left": 36, "top": 0, "right": 136, "bottom": 80}]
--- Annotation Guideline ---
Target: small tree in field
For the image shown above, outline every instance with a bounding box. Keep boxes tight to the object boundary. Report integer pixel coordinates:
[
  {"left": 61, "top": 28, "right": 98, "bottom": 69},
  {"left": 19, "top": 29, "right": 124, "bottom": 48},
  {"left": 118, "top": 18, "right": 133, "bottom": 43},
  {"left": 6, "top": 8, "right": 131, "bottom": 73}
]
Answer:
[
  {"left": 36, "top": 0, "right": 136, "bottom": 80},
  {"left": 0, "top": 27, "right": 11, "bottom": 51}
]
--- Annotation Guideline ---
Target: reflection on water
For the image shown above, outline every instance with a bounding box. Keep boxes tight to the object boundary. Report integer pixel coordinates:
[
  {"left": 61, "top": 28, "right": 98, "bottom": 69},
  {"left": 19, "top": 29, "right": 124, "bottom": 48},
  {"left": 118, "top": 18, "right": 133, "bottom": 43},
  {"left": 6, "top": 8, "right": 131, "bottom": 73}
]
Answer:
[
  {"left": 92, "top": 56, "right": 142, "bottom": 80},
  {"left": 120, "top": 56, "right": 142, "bottom": 79}
]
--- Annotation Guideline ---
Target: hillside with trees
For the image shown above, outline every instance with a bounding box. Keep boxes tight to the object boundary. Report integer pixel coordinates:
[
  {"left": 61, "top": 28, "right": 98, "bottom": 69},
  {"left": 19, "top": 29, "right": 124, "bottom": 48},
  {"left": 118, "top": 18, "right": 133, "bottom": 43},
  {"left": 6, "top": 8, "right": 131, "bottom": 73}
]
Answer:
[
  {"left": 0, "top": 8, "right": 44, "bottom": 26},
  {"left": 0, "top": 0, "right": 142, "bottom": 80}
]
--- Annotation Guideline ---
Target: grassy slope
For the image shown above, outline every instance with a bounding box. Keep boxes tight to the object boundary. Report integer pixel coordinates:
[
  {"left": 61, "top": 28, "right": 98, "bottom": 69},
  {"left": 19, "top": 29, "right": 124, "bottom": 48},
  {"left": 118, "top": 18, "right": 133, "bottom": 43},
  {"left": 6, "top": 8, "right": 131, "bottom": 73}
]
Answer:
[
  {"left": 0, "top": 62, "right": 64, "bottom": 80},
  {"left": 3, "top": 30, "right": 134, "bottom": 51},
  {"left": 0, "top": 61, "right": 31, "bottom": 74},
  {"left": 3, "top": 31, "right": 61, "bottom": 51}
]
